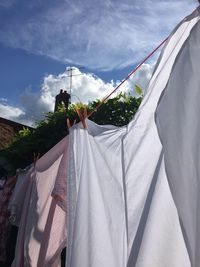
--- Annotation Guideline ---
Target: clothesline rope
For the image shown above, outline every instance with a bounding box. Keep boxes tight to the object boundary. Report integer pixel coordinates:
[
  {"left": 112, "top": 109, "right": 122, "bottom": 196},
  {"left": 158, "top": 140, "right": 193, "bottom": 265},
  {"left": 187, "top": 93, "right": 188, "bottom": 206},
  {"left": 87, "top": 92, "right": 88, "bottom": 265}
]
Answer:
[{"left": 87, "top": 37, "right": 168, "bottom": 119}]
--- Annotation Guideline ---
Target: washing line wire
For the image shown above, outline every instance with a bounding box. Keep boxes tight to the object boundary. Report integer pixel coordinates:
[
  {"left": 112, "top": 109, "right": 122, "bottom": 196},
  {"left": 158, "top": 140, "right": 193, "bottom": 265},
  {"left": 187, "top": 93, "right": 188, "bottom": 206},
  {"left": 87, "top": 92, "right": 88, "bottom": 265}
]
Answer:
[{"left": 87, "top": 36, "right": 168, "bottom": 119}]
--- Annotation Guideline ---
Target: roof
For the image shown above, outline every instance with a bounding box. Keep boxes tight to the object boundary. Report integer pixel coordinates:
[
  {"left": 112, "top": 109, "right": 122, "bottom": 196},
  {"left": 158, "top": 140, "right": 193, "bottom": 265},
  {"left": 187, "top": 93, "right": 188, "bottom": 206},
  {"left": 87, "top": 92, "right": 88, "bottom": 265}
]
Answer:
[{"left": 0, "top": 117, "right": 33, "bottom": 150}]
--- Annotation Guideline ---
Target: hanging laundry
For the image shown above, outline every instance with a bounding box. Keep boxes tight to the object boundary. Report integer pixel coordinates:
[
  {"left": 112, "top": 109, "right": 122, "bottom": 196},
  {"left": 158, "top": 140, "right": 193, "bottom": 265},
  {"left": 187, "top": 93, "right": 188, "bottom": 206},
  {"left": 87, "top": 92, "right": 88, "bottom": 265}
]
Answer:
[
  {"left": 124, "top": 7, "right": 200, "bottom": 266},
  {"left": 11, "top": 165, "right": 35, "bottom": 267},
  {"left": 8, "top": 166, "right": 33, "bottom": 227},
  {"left": 66, "top": 121, "right": 128, "bottom": 267},
  {"left": 0, "top": 175, "right": 16, "bottom": 263},
  {"left": 6, "top": 5, "right": 199, "bottom": 267},
  {"left": 66, "top": 6, "right": 200, "bottom": 267},
  {"left": 52, "top": 139, "right": 68, "bottom": 213},
  {"left": 66, "top": 119, "right": 190, "bottom": 267},
  {"left": 156, "top": 7, "right": 200, "bottom": 267},
  {"left": 11, "top": 136, "right": 68, "bottom": 267}
]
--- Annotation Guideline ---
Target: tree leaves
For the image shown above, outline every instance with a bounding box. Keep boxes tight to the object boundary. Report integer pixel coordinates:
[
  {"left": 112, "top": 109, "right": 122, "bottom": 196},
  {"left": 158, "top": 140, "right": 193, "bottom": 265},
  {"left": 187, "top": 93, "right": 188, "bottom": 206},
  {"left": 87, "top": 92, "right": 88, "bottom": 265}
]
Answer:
[{"left": 135, "top": 84, "right": 143, "bottom": 96}]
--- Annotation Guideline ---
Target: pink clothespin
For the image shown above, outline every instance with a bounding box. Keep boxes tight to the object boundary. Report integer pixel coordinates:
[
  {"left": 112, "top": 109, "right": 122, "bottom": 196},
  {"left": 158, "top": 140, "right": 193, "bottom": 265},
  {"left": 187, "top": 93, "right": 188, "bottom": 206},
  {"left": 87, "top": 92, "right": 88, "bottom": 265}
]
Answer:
[
  {"left": 67, "top": 118, "right": 71, "bottom": 129},
  {"left": 67, "top": 118, "right": 76, "bottom": 129},
  {"left": 76, "top": 107, "right": 88, "bottom": 129},
  {"left": 33, "top": 152, "right": 40, "bottom": 166}
]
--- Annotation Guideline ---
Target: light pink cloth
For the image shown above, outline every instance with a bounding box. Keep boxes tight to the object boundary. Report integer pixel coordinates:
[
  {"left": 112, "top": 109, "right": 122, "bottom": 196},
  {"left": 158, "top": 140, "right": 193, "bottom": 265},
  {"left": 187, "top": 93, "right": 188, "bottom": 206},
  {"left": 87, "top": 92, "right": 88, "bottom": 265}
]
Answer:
[
  {"left": 52, "top": 140, "right": 68, "bottom": 213},
  {"left": 12, "top": 136, "right": 68, "bottom": 267},
  {"left": 11, "top": 167, "right": 35, "bottom": 267}
]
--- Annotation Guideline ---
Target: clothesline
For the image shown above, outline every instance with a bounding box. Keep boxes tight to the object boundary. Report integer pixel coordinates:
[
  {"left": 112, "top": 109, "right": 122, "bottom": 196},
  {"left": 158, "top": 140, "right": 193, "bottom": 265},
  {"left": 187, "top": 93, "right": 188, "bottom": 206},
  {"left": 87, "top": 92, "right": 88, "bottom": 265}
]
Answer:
[{"left": 87, "top": 36, "right": 168, "bottom": 119}]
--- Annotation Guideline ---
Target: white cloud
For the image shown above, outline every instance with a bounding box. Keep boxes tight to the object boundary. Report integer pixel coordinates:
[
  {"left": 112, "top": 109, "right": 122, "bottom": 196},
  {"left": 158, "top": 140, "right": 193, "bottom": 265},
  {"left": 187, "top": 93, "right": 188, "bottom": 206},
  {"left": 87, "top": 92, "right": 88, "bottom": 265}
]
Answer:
[
  {"left": 129, "top": 63, "right": 154, "bottom": 93},
  {"left": 1, "top": 68, "right": 116, "bottom": 125},
  {"left": 119, "top": 63, "right": 154, "bottom": 96},
  {"left": 0, "top": 65, "right": 153, "bottom": 125},
  {"left": 0, "top": 103, "right": 24, "bottom": 121},
  {"left": 41, "top": 67, "right": 116, "bottom": 104},
  {"left": 0, "top": 0, "right": 197, "bottom": 70}
]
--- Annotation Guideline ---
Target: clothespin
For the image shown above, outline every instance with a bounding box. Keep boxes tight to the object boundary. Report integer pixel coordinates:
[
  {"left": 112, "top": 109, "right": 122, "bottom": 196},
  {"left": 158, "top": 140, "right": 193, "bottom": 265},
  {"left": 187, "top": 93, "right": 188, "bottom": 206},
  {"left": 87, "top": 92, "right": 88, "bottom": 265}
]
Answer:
[
  {"left": 67, "top": 118, "right": 71, "bottom": 129},
  {"left": 76, "top": 107, "right": 87, "bottom": 129},
  {"left": 67, "top": 106, "right": 87, "bottom": 129},
  {"left": 33, "top": 152, "right": 40, "bottom": 166},
  {"left": 67, "top": 118, "right": 76, "bottom": 129},
  {"left": 83, "top": 106, "right": 88, "bottom": 119},
  {"left": 53, "top": 194, "right": 65, "bottom": 202}
]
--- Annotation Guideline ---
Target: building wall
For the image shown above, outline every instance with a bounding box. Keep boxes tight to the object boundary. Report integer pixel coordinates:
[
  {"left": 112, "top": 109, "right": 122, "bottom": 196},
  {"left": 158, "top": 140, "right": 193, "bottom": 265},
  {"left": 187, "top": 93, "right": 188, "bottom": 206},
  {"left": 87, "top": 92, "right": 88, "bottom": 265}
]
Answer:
[
  {"left": 0, "top": 117, "right": 33, "bottom": 150},
  {"left": 0, "top": 117, "right": 34, "bottom": 174},
  {"left": 0, "top": 122, "right": 16, "bottom": 149}
]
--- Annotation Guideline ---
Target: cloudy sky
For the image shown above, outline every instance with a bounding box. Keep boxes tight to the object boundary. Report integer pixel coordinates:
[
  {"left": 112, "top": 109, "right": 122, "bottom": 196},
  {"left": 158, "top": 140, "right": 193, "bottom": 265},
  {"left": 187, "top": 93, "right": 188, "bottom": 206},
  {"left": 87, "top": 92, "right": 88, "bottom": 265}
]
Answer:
[{"left": 0, "top": 0, "right": 198, "bottom": 126}]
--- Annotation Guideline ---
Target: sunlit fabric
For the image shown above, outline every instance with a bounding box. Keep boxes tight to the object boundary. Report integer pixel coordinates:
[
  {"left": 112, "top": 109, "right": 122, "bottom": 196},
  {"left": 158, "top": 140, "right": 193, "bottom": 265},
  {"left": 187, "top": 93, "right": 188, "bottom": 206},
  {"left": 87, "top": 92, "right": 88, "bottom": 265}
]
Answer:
[
  {"left": 156, "top": 8, "right": 200, "bottom": 267},
  {"left": 66, "top": 6, "right": 200, "bottom": 267}
]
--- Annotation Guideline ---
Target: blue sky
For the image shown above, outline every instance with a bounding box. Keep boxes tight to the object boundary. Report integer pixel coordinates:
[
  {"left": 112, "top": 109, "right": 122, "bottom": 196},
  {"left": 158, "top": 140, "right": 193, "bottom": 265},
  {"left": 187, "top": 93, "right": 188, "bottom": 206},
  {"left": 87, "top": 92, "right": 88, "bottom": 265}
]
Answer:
[{"left": 0, "top": 0, "right": 198, "bottom": 125}]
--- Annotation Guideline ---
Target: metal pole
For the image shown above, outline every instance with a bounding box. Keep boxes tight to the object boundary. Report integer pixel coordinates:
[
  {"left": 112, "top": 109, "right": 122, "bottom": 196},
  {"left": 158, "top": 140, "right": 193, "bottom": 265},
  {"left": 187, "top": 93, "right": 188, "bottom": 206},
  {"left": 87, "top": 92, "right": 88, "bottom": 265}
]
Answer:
[
  {"left": 69, "top": 67, "right": 72, "bottom": 97},
  {"left": 65, "top": 66, "right": 85, "bottom": 103}
]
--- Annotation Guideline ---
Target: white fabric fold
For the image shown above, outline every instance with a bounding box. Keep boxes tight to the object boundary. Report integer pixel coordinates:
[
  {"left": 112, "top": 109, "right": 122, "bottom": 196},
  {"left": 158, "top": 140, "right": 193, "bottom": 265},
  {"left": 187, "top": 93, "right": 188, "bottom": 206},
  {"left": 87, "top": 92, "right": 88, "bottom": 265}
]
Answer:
[
  {"left": 156, "top": 7, "right": 200, "bottom": 267},
  {"left": 67, "top": 121, "right": 127, "bottom": 267}
]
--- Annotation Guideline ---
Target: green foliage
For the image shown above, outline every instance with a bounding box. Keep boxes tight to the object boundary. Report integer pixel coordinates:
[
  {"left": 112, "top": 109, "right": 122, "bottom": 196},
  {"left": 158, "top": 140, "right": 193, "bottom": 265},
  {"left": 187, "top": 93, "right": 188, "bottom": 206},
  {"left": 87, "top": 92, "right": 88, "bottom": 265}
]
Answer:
[
  {"left": 88, "top": 93, "right": 142, "bottom": 126},
  {"left": 134, "top": 84, "right": 143, "bottom": 96},
  {"left": 1, "top": 109, "right": 69, "bottom": 170},
  {"left": 18, "top": 127, "right": 31, "bottom": 138},
  {"left": 1, "top": 93, "right": 142, "bottom": 170}
]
